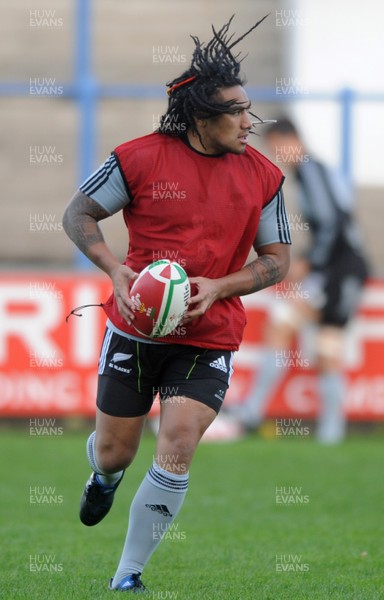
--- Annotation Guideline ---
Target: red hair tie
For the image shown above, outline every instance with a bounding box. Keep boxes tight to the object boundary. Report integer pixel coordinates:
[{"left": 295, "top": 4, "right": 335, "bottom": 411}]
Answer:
[{"left": 167, "top": 75, "right": 197, "bottom": 96}]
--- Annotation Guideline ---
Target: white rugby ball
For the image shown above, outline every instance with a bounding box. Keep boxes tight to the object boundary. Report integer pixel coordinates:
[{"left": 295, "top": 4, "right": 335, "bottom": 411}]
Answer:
[{"left": 129, "top": 259, "right": 190, "bottom": 338}]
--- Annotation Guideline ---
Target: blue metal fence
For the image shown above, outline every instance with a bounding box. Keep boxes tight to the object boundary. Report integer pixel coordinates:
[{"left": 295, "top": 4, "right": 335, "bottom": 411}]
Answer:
[{"left": 1, "top": 0, "right": 383, "bottom": 267}]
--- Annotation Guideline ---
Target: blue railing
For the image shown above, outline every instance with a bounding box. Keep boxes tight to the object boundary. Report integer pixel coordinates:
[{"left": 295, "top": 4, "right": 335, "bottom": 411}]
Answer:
[{"left": 2, "top": 0, "right": 382, "bottom": 267}]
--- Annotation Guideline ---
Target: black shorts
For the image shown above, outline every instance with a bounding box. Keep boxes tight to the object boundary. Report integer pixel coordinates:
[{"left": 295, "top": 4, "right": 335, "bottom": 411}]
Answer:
[
  {"left": 321, "top": 250, "right": 369, "bottom": 327},
  {"left": 96, "top": 327, "right": 235, "bottom": 417}
]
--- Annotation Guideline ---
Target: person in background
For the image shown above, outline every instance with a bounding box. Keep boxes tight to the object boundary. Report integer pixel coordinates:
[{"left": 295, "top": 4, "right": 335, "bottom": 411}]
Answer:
[{"left": 237, "top": 117, "right": 369, "bottom": 443}]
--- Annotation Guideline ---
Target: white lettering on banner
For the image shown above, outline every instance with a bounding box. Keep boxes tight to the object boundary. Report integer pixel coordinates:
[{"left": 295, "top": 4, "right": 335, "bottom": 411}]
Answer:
[
  {"left": 0, "top": 278, "right": 106, "bottom": 416},
  {"left": 284, "top": 375, "right": 317, "bottom": 413},
  {"left": 0, "top": 278, "right": 383, "bottom": 418},
  {"left": 0, "top": 372, "right": 80, "bottom": 410},
  {"left": 0, "top": 284, "right": 62, "bottom": 363},
  {"left": 344, "top": 318, "right": 384, "bottom": 368},
  {"left": 347, "top": 377, "right": 384, "bottom": 414},
  {"left": 71, "top": 283, "right": 102, "bottom": 366},
  {"left": 283, "top": 374, "right": 384, "bottom": 416}
]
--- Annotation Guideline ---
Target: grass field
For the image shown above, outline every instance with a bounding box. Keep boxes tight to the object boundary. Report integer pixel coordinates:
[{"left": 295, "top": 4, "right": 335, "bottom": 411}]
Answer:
[{"left": 1, "top": 425, "right": 383, "bottom": 600}]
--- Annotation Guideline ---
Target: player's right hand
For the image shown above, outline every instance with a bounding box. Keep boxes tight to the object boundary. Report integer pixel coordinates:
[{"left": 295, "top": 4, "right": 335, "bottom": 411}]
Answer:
[{"left": 110, "top": 264, "right": 139, "bottom": 325}]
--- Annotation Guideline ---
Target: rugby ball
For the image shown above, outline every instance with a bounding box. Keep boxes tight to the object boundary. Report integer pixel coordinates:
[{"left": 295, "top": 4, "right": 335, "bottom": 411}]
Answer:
[{"left": 129, "top": 260, "right": 190, "bottom": 338}]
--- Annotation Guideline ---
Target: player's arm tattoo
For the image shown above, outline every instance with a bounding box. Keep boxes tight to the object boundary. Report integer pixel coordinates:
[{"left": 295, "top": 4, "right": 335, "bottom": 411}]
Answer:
[
  {"left": 63, "top": 192, "right": 110, "bottom": 254},
  {"left": 245, "top": 255, "right": 282, "bottom": 293}
]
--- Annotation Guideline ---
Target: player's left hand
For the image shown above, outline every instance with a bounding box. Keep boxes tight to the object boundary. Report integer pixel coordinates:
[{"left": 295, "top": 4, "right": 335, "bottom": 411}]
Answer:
[{"left": 182, "top": 276, "right": 222, "bottom": 323}]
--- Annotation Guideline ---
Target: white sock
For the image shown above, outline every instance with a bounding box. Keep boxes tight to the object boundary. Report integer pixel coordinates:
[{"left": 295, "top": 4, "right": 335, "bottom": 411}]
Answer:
[
  {"left": 241, "top": 349, "right": 286, "bottom": 427},
  {"left": 317, "top": 372, "right": 346, "bottom": 443},
  {"left": 112, "top": 461, "right": 189, "bottom": 586},
  {"left": 86, "top": 431, "right": 123, "bottom": 487}
]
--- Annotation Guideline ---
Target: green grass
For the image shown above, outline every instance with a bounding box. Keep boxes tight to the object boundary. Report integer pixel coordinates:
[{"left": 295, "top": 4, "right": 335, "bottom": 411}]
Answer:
[{"left": 1, "top": 426, "right": 383, "bottom": 599}]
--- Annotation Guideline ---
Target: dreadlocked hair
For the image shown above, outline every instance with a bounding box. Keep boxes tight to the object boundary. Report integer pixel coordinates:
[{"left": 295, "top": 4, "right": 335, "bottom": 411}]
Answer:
[{"left": 158, "top": 14, "right": 269, "bottom": 139}]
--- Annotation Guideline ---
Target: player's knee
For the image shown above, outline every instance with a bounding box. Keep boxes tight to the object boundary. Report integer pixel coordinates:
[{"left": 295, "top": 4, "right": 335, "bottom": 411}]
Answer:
[
  {"left": 270, "top": 300, "right": 302, "bottom": 329},
  {"left": 156, "top": 450, "right": 190, "bottom": 474},
  {"left": 157, "top": 428, "right": 199, "bottom": 471},
  {"left": 95, "top": 439, "right": 136, "bottom": 473},
  {"left": 316, "top": 326, "right": 344, "bottom": 372}
]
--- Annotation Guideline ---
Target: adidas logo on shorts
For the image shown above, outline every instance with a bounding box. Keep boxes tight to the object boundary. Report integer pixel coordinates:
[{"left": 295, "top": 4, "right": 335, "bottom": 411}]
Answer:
[{"left": 209, "top": 356, "right": 227, "bottom": 373}]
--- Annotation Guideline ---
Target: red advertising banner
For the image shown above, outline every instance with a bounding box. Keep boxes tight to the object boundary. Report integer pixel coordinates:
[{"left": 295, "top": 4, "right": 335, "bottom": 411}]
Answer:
[
  {"left": 0, "top": 273, "right": 110, "bottom": 417},
  {"left": 227, "top": 280, "right": 384, "bottom": 421},
  {"left": 0, "top": 273, "right": 383, "bottom": 420}
]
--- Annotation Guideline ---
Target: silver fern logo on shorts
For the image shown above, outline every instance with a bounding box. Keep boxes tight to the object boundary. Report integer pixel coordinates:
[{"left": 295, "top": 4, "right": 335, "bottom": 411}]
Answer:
[{"left": 108, "top": 352, "right": 133, "bottom": 374}]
